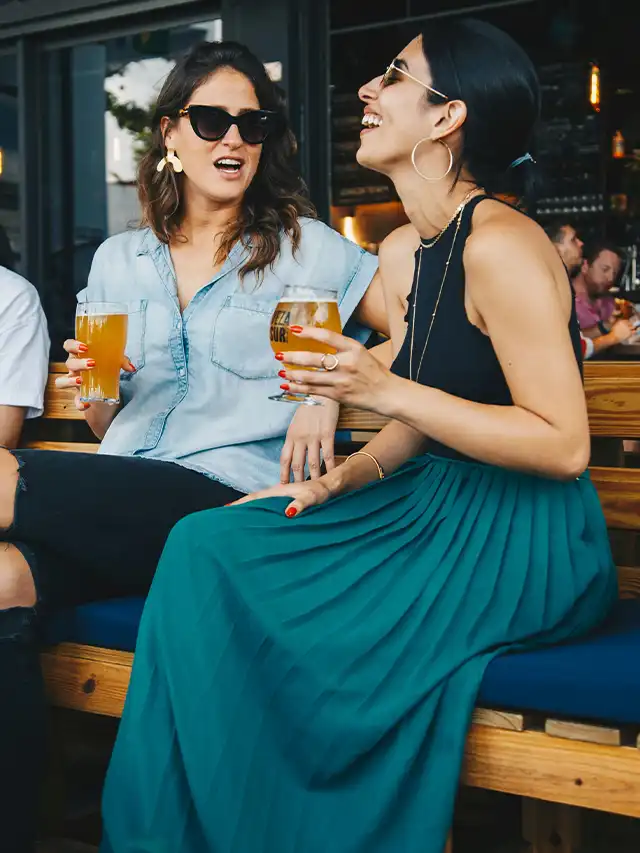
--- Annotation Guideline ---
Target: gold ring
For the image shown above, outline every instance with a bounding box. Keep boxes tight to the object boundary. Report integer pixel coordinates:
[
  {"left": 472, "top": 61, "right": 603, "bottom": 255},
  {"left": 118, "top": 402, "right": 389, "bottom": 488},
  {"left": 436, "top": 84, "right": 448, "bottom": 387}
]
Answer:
[{"left": 320, "top": 353, "right": 340, "bottom": 371}]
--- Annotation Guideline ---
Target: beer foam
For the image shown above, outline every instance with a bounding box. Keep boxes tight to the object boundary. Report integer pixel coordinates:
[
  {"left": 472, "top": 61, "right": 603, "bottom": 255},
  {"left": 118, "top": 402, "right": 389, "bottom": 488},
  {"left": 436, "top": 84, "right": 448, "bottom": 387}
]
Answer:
[{"left": 278, "top": 298, "right": 338, "bottom": 303}]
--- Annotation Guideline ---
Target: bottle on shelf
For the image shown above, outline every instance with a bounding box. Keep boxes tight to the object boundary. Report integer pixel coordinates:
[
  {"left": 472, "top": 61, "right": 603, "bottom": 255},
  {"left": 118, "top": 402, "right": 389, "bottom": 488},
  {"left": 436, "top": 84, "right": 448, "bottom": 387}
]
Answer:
[{"left": 612, "top": 130, "right": 625, "bottom": 159}]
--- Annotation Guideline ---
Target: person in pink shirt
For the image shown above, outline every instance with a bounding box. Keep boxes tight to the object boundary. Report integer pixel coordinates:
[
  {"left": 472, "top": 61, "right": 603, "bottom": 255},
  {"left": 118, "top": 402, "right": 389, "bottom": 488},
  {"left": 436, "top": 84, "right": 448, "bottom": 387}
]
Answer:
[{"left": 573, "top": 242, "right": 635, "bottom": 353}]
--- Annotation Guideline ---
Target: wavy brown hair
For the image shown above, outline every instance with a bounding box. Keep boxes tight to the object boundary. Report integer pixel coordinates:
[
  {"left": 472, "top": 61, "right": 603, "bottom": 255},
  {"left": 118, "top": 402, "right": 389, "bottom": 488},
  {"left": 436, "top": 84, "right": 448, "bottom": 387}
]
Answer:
[{"left": 138, "top": 40, "right": 316, "bottom": 280}]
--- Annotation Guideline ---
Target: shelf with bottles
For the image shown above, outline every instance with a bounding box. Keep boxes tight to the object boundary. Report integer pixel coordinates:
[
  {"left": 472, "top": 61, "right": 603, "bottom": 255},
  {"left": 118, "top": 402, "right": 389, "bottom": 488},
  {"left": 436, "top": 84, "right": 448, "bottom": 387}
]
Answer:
[{"left": 535, "top": 193, "right": 605, "bottom": 217}]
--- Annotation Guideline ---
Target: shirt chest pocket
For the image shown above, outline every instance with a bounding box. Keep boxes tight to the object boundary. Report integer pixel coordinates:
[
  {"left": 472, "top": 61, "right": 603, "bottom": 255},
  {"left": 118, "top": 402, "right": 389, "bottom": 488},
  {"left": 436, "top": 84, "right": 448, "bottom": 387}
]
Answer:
[
  {"left": 121, "top": 300, "right": 147, "bottom": 378},
  {"left": 211, "top": 294, "right": 279, "bottom": 380}
]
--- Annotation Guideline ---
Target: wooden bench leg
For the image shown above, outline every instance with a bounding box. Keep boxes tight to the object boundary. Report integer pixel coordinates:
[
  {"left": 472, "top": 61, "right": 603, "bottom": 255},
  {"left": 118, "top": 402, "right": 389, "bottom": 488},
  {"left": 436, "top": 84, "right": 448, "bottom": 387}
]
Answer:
[{"left": 522, "top": 798, "right": 582, "bottom": 853}]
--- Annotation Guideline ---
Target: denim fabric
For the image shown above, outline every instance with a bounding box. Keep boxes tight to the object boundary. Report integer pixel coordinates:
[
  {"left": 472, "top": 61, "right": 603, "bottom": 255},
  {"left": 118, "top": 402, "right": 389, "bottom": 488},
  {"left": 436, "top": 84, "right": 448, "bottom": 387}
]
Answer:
[{"left": 79, "top": 220, "right": 377, "bottom": 492}]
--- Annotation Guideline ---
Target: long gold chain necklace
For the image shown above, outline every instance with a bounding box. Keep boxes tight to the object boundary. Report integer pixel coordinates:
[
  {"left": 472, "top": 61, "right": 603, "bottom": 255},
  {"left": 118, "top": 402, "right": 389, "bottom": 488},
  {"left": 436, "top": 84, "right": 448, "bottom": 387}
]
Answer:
[{"left": 409, "top": 192, "right": 479, "bottom": 383}]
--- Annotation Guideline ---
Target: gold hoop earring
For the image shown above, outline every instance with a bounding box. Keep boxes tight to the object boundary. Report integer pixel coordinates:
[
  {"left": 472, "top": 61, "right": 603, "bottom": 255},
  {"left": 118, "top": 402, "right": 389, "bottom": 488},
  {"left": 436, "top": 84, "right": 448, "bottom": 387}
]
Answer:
[
  {"left": 411, "top": 138, "right": 453, "bottom": 182},
  {"left": 156, "top": 147, "right": 184, "bottom": 174}
]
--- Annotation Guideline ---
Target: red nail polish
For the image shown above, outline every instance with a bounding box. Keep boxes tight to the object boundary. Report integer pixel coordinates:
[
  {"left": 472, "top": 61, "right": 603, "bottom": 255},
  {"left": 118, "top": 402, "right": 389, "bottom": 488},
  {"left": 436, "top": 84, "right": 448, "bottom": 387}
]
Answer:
[
  {"left": 285, "top": 507, "right": 298, "bottom": 518},
  {"left": 275, "top": 353, "right": 284, "bottom": 361},
  {"left": 78, "top": 344, "right": 88, "bottom": 353},
  {"left": 86, "top": 359, "right": 96, "bottom": 367},
  {"left": 280, "top": 384, "right": 290, "bottom": 391},
  {"left": 76, "top": 377, "right": 82, "bottom": 385},
  {"left": 129, "top": 363, "right": 137, "bottom": 371},
  {"left": 289, "top": 325, "right": 303, "bottom": 334},
  {"left": 278, "top": 370, "right": 286, "bottom": 378}
]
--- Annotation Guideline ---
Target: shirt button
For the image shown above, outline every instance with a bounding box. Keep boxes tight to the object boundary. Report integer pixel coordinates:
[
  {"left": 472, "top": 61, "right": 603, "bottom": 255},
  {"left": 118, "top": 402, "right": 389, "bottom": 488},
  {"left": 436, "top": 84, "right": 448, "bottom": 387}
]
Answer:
[{"left": 178, "top": 368, "right": 186, "bottom": 377}]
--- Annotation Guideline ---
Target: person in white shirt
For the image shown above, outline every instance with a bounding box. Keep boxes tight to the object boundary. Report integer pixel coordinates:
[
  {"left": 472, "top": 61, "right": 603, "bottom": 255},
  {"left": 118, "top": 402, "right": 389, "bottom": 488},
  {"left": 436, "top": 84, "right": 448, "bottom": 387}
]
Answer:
[{"left": 0, "top": 266, "right": 50, "bottom": 447}]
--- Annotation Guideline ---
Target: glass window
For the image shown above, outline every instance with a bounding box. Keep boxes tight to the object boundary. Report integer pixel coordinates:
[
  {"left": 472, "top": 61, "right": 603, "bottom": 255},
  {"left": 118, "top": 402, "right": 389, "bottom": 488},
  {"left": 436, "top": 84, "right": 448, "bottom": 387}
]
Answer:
[
  {"left": 42, "top": 18, "right": 222, "bottom": 353},
  {"left": 0, "top": 51, "right": 20, "bottom": 272}
]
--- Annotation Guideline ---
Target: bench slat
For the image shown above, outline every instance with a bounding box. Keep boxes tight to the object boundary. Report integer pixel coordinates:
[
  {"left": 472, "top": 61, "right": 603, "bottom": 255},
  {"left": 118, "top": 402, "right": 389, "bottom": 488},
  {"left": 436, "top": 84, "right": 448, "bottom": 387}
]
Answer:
[
  {"left": 39, "top": 361, "right": 640, "bottom": 431},
  {"left": 584, "top": 361, "right": 640, "bottom": 438},
  {"left": 544, "top": 719, "right": 630, "bottom": 747},
  {"left": 24, "top": 441, "right": 99, "bottom": 453},
  {"left": 337, "top": 408, "right": 388, "bottom": 432},
  {"left": 617, "top": 566, "right": 640, "bottom": 599},
  {"left": 590, "top": 467, "right": 640, "bottom": 531},
  {"left": 471, "top": 708, "right": 531, "bottom": 731},
  {"left": 40, "top": 643, "right": 133, "bottom": 718},
  {"left": 462, "top": 725, "right": 640, "bottom": 818},
  {"left": 42, "top": 376, "right": 84, "bottom": 420}
]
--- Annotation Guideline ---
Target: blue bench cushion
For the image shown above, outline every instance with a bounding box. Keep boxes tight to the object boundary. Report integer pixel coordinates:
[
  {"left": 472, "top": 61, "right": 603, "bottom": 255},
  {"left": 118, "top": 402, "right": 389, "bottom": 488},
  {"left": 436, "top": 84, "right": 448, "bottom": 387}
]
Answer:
[
  {"left": 45, "top": 597, "right": 145, "bottom": 654},
  {"left": 46, "top": 598, "right": 640, "bottom": 726},
  {"left": 479, "top": 600, "right": 640, "bottom": 725}
]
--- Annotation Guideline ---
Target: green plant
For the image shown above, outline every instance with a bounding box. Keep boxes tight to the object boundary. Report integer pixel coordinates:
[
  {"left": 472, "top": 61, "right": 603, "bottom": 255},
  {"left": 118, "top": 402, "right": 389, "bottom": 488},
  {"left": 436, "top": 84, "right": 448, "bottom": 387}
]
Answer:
[{"left": 106, "top": 90, "right": 154, "bottom": 162}]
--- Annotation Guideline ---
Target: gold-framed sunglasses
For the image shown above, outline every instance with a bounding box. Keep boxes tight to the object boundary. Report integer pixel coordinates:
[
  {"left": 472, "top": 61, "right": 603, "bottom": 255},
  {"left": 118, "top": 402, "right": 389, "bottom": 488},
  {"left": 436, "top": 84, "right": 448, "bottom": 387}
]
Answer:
[{"left": 382, "top": 60, "right": 448, "bottom": 101}]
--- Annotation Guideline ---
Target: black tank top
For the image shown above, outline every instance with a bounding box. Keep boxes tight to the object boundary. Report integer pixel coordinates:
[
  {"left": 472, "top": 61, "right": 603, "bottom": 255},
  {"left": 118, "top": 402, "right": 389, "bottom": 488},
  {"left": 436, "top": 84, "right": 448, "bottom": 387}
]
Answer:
[{"left": 391, "top": 194, "right": 583, "bottom": 461}]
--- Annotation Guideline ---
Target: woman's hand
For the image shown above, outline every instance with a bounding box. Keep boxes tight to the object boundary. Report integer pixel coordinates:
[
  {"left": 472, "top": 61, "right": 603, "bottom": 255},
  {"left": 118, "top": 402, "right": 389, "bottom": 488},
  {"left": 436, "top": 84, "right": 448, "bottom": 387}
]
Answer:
[
  {"left": 55, "top": 339, "right": 135, "bottom": 411},
  {"left": 230, "top": 479, "right": 333, "bottom": 517},
  {"left": 275, "top": 327, "right": 397, "bottom": 411},
  {"left": 280, "top": 398, "right": 339, "bottom": 483}
]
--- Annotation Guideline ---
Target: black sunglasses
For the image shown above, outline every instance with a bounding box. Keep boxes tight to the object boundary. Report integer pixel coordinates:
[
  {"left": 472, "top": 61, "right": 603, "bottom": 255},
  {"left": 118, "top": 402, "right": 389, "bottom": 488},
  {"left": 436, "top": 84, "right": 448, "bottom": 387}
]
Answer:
[{"left": 178, "top": 105, "right": 285, "bottom": 145}]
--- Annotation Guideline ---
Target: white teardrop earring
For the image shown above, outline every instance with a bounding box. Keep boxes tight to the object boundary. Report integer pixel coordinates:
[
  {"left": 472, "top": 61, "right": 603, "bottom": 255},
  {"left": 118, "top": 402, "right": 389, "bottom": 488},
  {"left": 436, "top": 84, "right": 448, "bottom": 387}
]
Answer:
[
  {"left": 156, "top": 147, "right": 184, "bottom": 174},
  {"left": 411, "top": 138, "right": 453, "bottom": 182}
]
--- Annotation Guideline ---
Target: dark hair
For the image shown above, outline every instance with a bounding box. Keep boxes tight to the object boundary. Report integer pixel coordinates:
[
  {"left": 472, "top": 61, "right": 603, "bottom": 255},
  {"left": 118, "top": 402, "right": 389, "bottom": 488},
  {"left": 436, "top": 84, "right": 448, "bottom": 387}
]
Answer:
[
  {"left": 419, "top": 18, "right": 540, "bottom": 200},
  {"left": 138, "top": 41, "right": 316, "bottom": 280},
  {"left": 543, "top": 220, "right": 573, "bottom": 245},
  {"left": 584, "top": 241, "right": 625, "bottom": 267}
]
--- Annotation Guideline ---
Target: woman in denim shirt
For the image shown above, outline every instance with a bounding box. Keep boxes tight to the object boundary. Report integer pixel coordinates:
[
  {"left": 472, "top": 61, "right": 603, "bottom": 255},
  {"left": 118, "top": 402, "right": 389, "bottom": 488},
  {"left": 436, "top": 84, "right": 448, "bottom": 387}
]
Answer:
[{"left": 0, "top": 41, "right": 386, "bottom": 852}]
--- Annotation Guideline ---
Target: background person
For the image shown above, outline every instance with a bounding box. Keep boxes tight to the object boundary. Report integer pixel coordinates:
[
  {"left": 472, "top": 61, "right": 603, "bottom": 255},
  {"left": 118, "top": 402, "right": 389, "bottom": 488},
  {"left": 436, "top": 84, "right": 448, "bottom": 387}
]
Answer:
[
  {"left": 0, "top": 265, "right": 49, "bottom": 448},
  {"left": 544, "top": 227, "right": 634, "bottom": 357},
  {"left": 544, "top": 219, "right": 584, "bottom": 277},
  {"left": 573, "top": 242, "right": 636, "bottom": 353}
]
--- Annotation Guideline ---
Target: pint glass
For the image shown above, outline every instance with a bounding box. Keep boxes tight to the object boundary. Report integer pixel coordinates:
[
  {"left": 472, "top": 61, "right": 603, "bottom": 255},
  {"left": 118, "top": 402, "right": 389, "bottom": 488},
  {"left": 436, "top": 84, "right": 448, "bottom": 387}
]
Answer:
[
  {"left": 75, "top": 302, "right": 128, "bottom": 404},
  {"left": 269, "top": 285, "right": 341, "bottom": 405}
]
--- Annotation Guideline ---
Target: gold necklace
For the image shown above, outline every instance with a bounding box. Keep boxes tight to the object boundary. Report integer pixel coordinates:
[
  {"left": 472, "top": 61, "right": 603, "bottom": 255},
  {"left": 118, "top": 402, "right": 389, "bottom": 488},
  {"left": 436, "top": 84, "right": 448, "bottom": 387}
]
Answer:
[
  {"left": 419, "top": 189, "right": 478, "bottom": 249},
  {"left": 409, "top": 204, "right": 466, "bottom": 384}
]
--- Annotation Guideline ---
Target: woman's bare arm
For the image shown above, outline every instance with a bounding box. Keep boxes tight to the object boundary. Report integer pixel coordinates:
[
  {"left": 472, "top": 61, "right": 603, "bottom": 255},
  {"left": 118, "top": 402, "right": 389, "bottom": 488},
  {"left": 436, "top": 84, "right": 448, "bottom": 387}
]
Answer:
[
  {"left": 377, "top": 224, "right": 419, "bottom": 358},
  {"left": 353, "top": 270, "right": 389, "bottom": 337},
  {"left": 354, "top": 225, "right": 419, "bottom": 368}
]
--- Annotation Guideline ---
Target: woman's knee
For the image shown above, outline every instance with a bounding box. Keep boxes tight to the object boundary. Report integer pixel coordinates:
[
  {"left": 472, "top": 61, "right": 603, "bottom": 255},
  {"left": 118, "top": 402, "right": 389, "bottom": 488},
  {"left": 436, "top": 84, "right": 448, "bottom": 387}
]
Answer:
[
  {"left": 0, "top": 447, "right": 20, "bottom": 531},
  {"left": 0, "top": 544, "right": 36, "bottom": 610}
]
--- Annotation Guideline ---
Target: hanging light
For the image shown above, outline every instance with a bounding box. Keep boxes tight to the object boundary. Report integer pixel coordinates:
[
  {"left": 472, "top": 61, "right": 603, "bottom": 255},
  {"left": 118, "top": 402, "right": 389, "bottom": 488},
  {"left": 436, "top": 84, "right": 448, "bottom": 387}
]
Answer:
[
  {"left": 589, "top": 63, "right": 600, "bottom": 112},
  {"left": 0, "top": 148, "right": 4, "bottom": 176}
]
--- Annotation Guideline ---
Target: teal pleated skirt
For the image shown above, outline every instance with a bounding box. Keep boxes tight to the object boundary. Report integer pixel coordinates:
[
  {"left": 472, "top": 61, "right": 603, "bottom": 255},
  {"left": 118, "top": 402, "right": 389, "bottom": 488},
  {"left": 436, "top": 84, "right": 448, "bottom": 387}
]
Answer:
[{"left": 101, "top": 454, "right": 617, "bottom": 853}]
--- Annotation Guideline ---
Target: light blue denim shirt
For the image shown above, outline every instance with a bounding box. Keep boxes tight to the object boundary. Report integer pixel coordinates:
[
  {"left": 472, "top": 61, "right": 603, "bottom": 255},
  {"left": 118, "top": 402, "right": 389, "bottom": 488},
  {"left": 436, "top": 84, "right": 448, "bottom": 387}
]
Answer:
[{"left": 78, "top": 218, "right": 378, "bottom": 493}]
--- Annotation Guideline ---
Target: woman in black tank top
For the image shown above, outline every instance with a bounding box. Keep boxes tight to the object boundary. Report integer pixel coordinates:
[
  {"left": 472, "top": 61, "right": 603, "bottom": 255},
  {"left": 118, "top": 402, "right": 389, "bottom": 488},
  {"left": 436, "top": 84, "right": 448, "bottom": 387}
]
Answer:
[{"left": 102, "top": 19, "right": 617, "bottom": 853}]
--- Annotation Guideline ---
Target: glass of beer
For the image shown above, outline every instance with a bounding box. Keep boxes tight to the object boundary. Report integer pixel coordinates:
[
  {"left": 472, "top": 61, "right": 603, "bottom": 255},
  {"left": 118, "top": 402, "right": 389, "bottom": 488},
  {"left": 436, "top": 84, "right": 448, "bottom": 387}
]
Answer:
[
  {"left": 75, "top": 302, "right": 128, "bottom": 404},
  {"left": 269, "top": 285, "right": 342, "bottom": 405}
]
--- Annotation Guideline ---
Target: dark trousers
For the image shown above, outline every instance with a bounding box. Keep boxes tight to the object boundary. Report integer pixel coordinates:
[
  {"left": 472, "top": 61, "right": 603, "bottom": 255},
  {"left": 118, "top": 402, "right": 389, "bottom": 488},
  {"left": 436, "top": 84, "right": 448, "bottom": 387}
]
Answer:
[{"left": 0, "top": 450, "right": 242, "bottom": 852}]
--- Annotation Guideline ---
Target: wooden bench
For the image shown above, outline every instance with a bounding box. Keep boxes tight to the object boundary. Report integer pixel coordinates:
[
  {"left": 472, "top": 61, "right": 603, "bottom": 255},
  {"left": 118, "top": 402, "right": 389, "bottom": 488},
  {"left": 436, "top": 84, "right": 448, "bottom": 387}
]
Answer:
[{"left": 28, "top": 361, "right": 640, "bottom": 851}]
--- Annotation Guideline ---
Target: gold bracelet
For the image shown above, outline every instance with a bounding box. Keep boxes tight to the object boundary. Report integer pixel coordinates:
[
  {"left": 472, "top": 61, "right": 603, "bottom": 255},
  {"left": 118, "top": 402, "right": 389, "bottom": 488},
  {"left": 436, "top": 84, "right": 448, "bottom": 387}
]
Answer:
[{"left": 346, "top": 451, "right": 385, "bottom": 480}]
